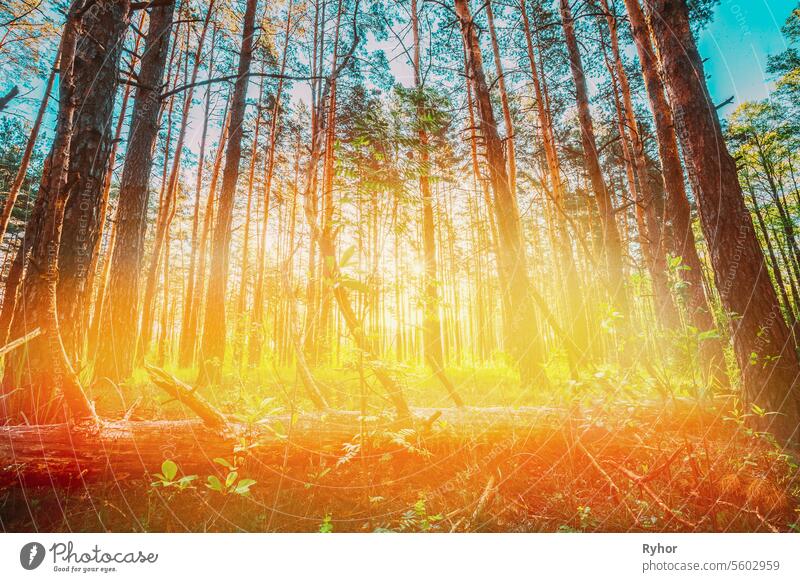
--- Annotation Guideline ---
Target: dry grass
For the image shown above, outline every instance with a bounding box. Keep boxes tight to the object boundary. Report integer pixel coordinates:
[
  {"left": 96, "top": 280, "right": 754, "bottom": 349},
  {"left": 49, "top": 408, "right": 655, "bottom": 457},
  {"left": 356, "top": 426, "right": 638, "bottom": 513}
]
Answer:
[{"left": 2, "top": 403, "right": 798, "bottom": 533}]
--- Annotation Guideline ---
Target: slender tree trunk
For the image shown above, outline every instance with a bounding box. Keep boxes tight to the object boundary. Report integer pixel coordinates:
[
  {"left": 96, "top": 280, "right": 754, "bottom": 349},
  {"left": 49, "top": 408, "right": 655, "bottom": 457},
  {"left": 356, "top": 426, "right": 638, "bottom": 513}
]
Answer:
[
  {"left": 249, "top": 0, "right": 294, "bottom": 366},
  {"left": 200, "top": 0, "right": 257, "bottom": 380},
  {"left": 141, "top": 5, "right": 216, "bottom": 364},
  {"left": 2, "top": 4, "right": 96, "bottom": 424},
  {"left": 622, "top": 0, "right": 726, "bottom": 382},
  {"left": 560, "top": 0, "right": 628, "bottom": 315},
  {"left": 520, "top": 0, "right": 588, "bottom": 363},
  {"left": 485, "top": 0, "right": 516, "bottom": 197},
  {"left": 233, "top": 75, "right": 265, "bottom": 367},
  {"left": 178, "top": 26, "right": 218, "bottom": 368},
  {"left": 316, "top": 0, "right": 345, "bottom": 365},
  {"left": 600, "top": 0, "right": 677, "bottom": 327},
  {"left": 646, "top": 0, "right": 800, "bottom": 443},
  {"left": 411, "top": 0, "right": 463, "bottom": 406},
  {"left": 455, "top": 0, "right": 547, "bottom": 387},
  {"left": 182, "top": 102, "right": 231, "bottom": 368},
  {"left": 753, "top": 195, "right": 795, "bottom": 321},
  {"left": 298, "top": 0, "right": 410, "bottom": 416},
  {"left": 95, "top": 1, "right": 176, "bottom": 380}
]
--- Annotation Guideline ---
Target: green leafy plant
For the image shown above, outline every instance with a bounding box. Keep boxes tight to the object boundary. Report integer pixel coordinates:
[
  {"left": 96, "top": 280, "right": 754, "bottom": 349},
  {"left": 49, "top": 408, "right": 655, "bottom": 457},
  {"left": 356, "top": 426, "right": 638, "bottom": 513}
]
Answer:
[
  {"left": 319, "top": 514, "right": 334, "bottom": 533},
  {"left": 151, "top": 460, "right": 197, "bottom": 491},
  {"left": 381, "top": 495, "right": 443, "bottom": 532},
  {"left": 206, "top": 457, "right": 256, "bottom": 496}
]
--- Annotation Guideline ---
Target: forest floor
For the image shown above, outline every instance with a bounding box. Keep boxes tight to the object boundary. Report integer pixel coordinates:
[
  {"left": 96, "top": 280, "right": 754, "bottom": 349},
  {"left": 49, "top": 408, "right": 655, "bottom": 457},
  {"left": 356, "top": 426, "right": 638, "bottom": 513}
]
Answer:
[{"left": 1, "top": 365, "right": 799, "bottom": 533}]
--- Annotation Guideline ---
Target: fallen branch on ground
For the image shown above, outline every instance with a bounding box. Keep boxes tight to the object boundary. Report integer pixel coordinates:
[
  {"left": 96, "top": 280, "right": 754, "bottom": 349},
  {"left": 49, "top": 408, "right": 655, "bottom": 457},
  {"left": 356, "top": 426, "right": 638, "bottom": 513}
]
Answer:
[{"left": 0, "top": 328, "right": 42, "bottom": 358}]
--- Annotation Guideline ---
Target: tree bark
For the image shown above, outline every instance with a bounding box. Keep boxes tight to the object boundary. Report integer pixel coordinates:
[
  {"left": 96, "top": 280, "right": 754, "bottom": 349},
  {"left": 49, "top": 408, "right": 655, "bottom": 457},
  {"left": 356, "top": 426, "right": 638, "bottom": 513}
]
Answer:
[
  {"left": 600, "top": 0, "right": 677, "bottom": 327},
  {"left": 519, "top": 0, "right": 589, "bottom": 363},
  {"left": 199, "top": 0, "right": 257, "bottom": 380},
  {"left": 622, "top": 0, "right": 727, "bottom": 383},
  {"left": 485, "top": 0, "right": 517, "bottom": 198},
  {"left": 95, "top": 1, "right": 175, "bottom": 381},
  {"left": 646, "top": 0, "right": 800, "bottom": 443},
  {"left": 233, "top": 75, "right": 265, "bottom": 367},
  {"left": 455, "top": 0, "right": 547, "bottom": 387},
  {"left": 180, "top": 102, "right": 231, "bottom": 368},
  {"left": 0, "top": 399, "right": 714, "bottom": 486},
  {"left": 560, "top": 0, "right": 628, "bottom": 315},
  {"left": 2, "top": 3, "right": 96, "bottom": 424},
  {"left": 57, "top": 0, "right": 131, "bottom": 361},
  {"left": 249, "top": 0, "right": 294, "bottom": 367},
  {"left": 142, "top": 3, "right": 216, "bottom": 362},
  {"left": 411, "top": 0, "right": 463, "bottom": 406}
]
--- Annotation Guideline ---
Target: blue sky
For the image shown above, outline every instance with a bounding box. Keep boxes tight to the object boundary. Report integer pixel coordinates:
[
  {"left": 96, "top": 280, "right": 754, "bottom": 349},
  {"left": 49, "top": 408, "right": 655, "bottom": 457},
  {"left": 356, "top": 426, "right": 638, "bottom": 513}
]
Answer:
[{"left": 698, "top": 0, "right": 797, "bottom": 107}]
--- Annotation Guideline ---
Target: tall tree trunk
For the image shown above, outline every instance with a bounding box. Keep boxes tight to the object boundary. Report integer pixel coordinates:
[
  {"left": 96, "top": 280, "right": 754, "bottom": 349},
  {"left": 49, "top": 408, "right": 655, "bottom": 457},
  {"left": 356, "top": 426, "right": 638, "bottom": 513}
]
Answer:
[
  {"left": 455, "top": 0, "right": 547, "bottom": 387},
  {"left": 316, "top": 0, "right": 345, "bottom": 365},
  {"left": 141, "top": 4, "right": 216, "bottom": 362},
  {"left": 600, "top": 0, "right": 677, "bottom": 327},
  {"left": 560, "top": 0, "right": 628, "bottom": 315},
  {"left": 249, "top": 0, "right": 294, "bottom": 367},
  {"left": 95, "top": 1, "right": 176, "bottom": 380},
  {"left": 411, "top": 0, "right": 463, "bottom": 406},
  {"left": 56, "top": 0, "right": 131, "bottom": 362},
  {"left": 233, "top": 75, "right": 265, "bottom": 368},
  {"left": 85, "top": 18, "right": 143, "bottom": 361},
  {"left": 299, "top": 0, "right": 411, "bottom": 416},
  {"left": 622, "top": 0, "right": 726, "bottom": 383},
  {"left": 752, "top": 192, "right": 795, "bottom": 322},
  {"left": 520, "top": 0, "right": 589, "bottom": 363},
  {"left": 181, "top": 102, "right": 231, "bottom": 368},
  {"left": 178, "top": 25, "right": 218, "bottom": 368},
  {"left": 200, "top": 0, "right": 257, "bottom": 380},
  {"left": 646, "top": 0, "right": 800, "bottom": 443},
  {"left": 485, "top": 0, "right": 517, "bottom": 198},
  {"left": 2, "top": 4, "right": 96, "bottom": 424}
]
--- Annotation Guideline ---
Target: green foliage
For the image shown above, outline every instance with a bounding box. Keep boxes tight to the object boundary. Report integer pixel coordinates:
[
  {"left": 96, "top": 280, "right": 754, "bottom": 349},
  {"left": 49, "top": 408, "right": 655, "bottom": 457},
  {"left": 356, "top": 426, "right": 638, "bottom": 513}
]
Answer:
[
  {"left": 375, "top": 495, "right": 443, "bottom": 532},
  {"left": 0, "top": 117, "right": 45, "bottom": 233},
  {"left": 318, "top": 514, "right": 334, "bottom": 533},
  {"left": 206, "top": 457, "right": 257, "bottom": 497},
  {"left": 151, "top": 460, "right": 198, "bottom": 491}
]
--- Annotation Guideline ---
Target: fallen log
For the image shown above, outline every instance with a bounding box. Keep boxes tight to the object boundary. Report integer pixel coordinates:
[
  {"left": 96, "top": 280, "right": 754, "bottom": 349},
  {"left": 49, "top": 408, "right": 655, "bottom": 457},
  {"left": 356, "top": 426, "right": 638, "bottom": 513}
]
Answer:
[{"left": 1, "top": 400, "right": 720, "bottom": 487}]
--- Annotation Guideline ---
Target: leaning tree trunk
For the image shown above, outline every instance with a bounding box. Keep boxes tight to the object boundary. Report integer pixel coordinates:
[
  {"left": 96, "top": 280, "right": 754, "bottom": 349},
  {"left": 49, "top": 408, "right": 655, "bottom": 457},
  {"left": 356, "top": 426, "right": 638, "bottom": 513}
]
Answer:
[
  {"left": 622, "top": 0, "right": 727, "bottom": 384},
  {"left": 200, "top": 0, "right": 257, "bottom": 380},
  {"left": 646, "top": 0, "right": 800, "bottom": 444},
  {"left": 600, "top": 0, "right": 677, "bottom": 328},
  {"left": 560, "top": 0, "right": 628, "bottom": 317},
  {"left": 519, "top": 0, "right": 589, "bottom": 363},
  {"left": 95, "top": 1, "right": 176, "bottom": 381},
  {"left": 454, "top": 0, "right": 547, "bottom": 388},
  {"left": 485, "top": 0, "right": 517, "bottom": 198},
  {"left": 298, "top": 0, "right": 411, "bottom": 417},
  {"left": 56, "top": 0, "right": 131, "bottom": 363},
  {"left": 2, "top": 4, "right": 96, "bottom": 425}
]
